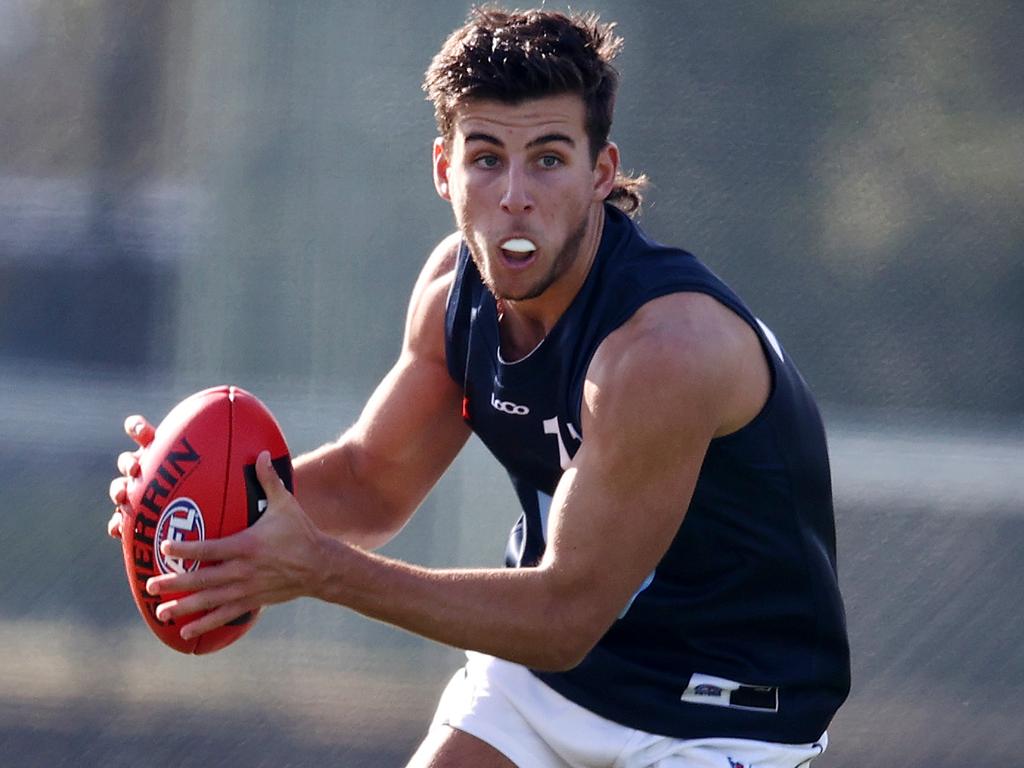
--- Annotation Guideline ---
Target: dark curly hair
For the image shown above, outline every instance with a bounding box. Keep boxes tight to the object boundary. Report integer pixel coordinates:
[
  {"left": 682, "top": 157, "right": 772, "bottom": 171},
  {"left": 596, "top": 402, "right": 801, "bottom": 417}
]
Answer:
[{"left": 423, "top": 6, "right": 647, "bottom": 215}]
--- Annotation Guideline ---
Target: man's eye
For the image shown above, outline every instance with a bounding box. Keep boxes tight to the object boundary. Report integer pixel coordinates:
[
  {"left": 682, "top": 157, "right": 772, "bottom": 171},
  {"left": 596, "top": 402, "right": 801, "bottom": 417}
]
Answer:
[
  {"left": 474, "top": 155, "right": 500, "bottom": 169},
  {"left": 539, "top": 155, "right": 562, "bottom": 168}
]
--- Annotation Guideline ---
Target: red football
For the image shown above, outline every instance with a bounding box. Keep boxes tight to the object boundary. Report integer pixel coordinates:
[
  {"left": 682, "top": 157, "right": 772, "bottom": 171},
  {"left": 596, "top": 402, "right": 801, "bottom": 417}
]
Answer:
[{"left": 122, "top": 385, "right": 293, "bottom": 654}]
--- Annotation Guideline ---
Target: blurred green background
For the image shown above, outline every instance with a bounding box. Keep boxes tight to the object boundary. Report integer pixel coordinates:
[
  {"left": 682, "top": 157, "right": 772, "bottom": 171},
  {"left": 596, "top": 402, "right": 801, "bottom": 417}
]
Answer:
[{"left": 1, "top": 1, "right": 1021, "bottom": 766}]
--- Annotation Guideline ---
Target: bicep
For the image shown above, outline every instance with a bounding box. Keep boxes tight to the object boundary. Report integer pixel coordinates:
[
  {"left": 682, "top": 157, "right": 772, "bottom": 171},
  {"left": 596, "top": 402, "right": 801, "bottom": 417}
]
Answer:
[
  {"left": 299, "top": 235, "right": 470, "bottom": 536},
  {"left": 540, "top": 396, "right": 711, "bottom": 634},
  {"left": 347, "top": 235, "right": 470, "bottom": 511},
  {"left": 347, "top": 348, "right": 470, "bottom": 511},
  {"left": 539, "top": 299, "right": 731, "bottom": 637}
]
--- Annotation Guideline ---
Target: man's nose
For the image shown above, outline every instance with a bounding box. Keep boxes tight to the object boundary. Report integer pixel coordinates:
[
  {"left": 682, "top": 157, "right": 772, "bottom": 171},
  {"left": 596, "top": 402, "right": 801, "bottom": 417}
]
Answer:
[{"left": 500, "top": 164, "right": 534, "bottom": 215}]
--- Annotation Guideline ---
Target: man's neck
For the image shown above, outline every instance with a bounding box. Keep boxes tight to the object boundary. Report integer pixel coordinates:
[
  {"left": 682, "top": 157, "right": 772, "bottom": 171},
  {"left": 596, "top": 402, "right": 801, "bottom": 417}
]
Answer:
[{"left": 498, "top": 203, "right": 606, "bottom": 360}]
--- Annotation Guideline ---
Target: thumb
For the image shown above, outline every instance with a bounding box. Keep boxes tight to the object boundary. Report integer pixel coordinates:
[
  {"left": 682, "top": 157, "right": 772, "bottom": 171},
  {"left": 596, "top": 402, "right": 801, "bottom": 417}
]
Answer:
[{"left": 255, "top": 450, "right": 290, "bottom": 502}]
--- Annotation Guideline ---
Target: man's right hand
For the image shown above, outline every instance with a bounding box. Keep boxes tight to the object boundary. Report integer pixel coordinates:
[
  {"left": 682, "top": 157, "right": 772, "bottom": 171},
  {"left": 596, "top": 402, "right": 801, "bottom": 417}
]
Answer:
[{"left": 107, "top": 415, "right": 156, "bottom": 539}]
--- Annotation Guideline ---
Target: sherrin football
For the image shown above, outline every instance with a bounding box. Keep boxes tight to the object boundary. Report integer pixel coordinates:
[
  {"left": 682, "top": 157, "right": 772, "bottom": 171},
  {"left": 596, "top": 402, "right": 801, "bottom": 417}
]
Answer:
[{"left": 122, "top": 385, "right": 293, "bottom": 654}]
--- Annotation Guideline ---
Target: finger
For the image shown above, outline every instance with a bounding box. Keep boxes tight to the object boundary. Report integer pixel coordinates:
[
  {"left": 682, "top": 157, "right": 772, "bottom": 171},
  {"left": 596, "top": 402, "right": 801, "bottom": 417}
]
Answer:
[
  {"left": 109, "top": 476, "right": 129, "bottom": 505},
  {"left": 255, "top": 450, "right": 291, "bottom": 502},
  {"left": 153, "top": 583, "right": 247, "bottom": 623},
  {"left": 124, "top": 415, "right": 156, "bottom": 448},
  {"left": 146, "top": 559, "right": 247, "bottom": 596},
  {"left": 178, "top": 602, "right": 260, "bottom": 641},
  {"left": 158, "top": 529, "right": 249, "bottom": 565},
  {"left": 108, "top": 509, "right": 123, "bottom": 539},
  {"left": 117, "top": 450, "right": 141, "bottom": 478}
]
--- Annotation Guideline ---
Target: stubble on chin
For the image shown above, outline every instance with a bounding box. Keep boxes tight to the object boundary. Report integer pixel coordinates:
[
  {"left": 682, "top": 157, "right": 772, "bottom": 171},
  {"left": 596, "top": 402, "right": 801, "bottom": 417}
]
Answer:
[{"left": 464, "top": 211, "right": 591, "bottom": 303}]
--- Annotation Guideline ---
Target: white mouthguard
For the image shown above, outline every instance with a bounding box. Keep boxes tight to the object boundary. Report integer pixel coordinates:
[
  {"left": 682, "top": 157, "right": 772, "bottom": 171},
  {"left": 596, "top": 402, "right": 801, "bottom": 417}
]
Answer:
[{"left": 501, "top": 238, "right": 537, "bottom": 253}]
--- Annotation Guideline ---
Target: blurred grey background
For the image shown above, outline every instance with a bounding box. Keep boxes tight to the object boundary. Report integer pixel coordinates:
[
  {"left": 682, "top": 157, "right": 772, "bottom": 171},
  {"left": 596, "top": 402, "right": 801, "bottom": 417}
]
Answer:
[{"left": 1, "top": 1, "right": 1021, "bottom": 766}]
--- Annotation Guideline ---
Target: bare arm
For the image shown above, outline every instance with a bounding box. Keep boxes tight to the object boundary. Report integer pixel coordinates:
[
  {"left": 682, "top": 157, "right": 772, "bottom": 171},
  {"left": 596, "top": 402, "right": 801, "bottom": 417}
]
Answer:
[
  {"left": 149, "top": 292, "right": 768, "bottom": 669},
  {"left": 291, "top": 232, "right": 471, "bottom": 548},
  {"left": 108, "top": 235, "right": 468, "bottom": 548},
  {"left": 304, "top": 293, "right": 765, "bottom": 668}
]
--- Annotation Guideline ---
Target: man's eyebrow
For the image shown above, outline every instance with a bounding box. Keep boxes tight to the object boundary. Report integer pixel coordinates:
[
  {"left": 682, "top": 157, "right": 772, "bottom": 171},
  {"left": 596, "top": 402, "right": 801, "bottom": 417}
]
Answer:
[
  {"left": 526, "top": 133, "right": 575, "bottom": 149},
  {"left": 464, "top": 132, "right": 504, "bottom": 147},
  {"left": 462, "top": 132, "right": 576, "bottom": 149}
]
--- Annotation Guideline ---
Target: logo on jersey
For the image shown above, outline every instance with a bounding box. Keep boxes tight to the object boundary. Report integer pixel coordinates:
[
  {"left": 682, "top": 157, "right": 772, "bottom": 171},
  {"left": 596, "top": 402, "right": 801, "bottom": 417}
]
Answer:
[
  {"left": 682, "top": 673, "right": 779, "bottom": 712},
  {"left": 694, "top": 684, "right": 724, "bottom": 697},
  {"left": 154, "top": 497, "right": 205, "bottom": 575},
  {"left": 727, "top": 759, "right": 751, "bottom": 768},
  {"left": 491, "top": 393, "right": 529, "bottom": 415}
]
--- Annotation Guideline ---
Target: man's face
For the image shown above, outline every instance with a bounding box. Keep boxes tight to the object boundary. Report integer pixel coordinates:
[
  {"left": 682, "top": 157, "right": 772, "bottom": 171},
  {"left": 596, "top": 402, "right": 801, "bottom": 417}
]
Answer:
[{"left": 434, "top": 93, "right": 616, "bottom": 303}]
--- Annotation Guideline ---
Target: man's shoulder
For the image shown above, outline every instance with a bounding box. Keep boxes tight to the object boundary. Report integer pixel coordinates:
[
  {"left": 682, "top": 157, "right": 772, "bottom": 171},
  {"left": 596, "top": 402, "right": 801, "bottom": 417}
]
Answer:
[
  {"left": 404, "top": 232, "right": 464, "bottom": 356},
  {"left": 595, "top": 213, "right": 757, "bottom": 383},
  {"left": 584, "top": 292, "right": 768, "bottom": 438},
  {"left": 423, "top": 231, "right": 463, "bottom": 281},
  {"left": 409, "top": 232, "right": 461, "bottom": 305},
  {"left": 597, "top": 210, "right": 723, "bottom": 305},
  {"left": 597, "top": 293, "right": 745, "bottom": 379}
]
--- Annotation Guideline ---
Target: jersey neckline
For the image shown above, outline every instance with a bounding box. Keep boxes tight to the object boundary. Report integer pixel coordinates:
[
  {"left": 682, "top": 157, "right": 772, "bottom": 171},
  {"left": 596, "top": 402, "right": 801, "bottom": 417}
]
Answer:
[{"left": 487, "top": 204, "right": 630, "bottom": 372}]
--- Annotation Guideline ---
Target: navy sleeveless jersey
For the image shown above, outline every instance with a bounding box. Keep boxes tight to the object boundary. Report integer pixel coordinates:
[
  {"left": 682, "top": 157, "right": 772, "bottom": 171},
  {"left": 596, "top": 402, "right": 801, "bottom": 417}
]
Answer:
[{"left": 444, "top": 204, "right": 850, "bottom": 743}]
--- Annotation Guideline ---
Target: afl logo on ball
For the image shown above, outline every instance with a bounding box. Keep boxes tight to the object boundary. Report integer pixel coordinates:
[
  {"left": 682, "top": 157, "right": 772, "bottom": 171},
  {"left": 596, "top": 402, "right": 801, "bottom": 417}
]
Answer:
[{"left": 155, "top": 497, "right": 205, "bottom": 575}]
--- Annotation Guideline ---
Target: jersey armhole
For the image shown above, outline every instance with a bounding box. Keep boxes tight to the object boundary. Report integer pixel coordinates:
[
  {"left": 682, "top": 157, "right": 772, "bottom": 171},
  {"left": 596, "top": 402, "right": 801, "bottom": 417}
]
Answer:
[
  {"left": 444, "top": 242, "right": 471, "bottom": 385},
  {"left": 703, "top": 293, "right": 783, "bottom": 445}
]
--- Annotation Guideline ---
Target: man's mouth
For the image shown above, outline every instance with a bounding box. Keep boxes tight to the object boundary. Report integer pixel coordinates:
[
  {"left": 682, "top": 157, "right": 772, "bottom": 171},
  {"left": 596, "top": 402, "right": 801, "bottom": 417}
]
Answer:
[
  {"left": 500, "top": 238, "right": 537, "bottom": 265},
  {"left": 501, "top": 238, "right": 536, "bottom": 253}
]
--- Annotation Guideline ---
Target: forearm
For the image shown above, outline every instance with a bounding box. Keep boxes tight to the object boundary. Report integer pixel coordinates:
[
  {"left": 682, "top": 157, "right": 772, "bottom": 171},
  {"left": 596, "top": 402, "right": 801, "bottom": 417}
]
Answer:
[
  {"left": 292, "top": 439, "right": 413, "bottom": 550},
  {"left": 314, "top": 538, "right": 600, "bottom": 671}
]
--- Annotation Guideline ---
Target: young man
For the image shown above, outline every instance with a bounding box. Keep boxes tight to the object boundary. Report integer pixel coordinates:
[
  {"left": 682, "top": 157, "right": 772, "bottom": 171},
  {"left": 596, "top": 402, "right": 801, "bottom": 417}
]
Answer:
[{"left": 108, "top": 8, "right": 849, "bottom": 767}]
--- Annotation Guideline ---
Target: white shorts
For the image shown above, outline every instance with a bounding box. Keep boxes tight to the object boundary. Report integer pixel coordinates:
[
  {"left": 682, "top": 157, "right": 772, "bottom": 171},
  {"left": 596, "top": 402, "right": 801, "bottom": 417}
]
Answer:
[{"left": 429, "top": 652, "right": 828, "bottom": 768}]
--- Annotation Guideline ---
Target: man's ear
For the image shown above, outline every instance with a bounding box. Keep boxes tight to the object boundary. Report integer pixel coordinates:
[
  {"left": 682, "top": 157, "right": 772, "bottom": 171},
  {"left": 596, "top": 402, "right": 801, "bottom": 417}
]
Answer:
[
  {"left": 593, "top": 141, "right": 620, "bottom": 201},
  {"left": 433, "top": 137, "right": 451, "bottom": 201}
]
